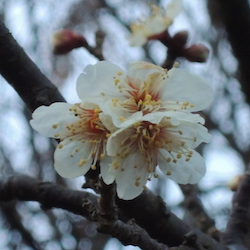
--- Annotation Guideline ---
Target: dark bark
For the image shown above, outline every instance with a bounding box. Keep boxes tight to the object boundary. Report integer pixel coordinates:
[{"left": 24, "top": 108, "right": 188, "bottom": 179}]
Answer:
[
  {"left": 223, "top": 173, "right": 250, "bottom": 249},
  {"left": 0, "top": 21, "right": 65, "bottom": 112},
  {"left": 0, "top": 175, "right": 225, "bottom": 249},
  {"left": 0, "top": 175, "right": 98, "bottom": 220},
  {"left": 117, "top": 190, "right": 224, "bottom": 250},
  {"left": 0, "top": 202, "right": 42, "bottom": 250},
  {"left": 209, "top": 0, "right": 250, "bottom": 105},
  {"left": 179, "top": 184, "right": 219, "bottom": 240}
]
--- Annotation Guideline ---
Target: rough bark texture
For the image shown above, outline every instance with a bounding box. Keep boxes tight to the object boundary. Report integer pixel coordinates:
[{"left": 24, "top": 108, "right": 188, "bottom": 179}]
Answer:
[
  {"left": 0, "top": 21, "right": 65, "bottom": 111},
  {"left": 0, "top": 175, "right": 225, "bottom": 249},
  {"left": 210, "top": 0, "right": 250, "bottom": 104}
]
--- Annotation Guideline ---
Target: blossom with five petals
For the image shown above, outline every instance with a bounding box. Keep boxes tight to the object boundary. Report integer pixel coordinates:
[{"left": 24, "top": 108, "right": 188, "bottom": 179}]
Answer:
[
  {"left": 128, "top": 0, "right": 182, "bottom": 46},
  {"left": 30, "top": 102, "right": 115, "bottom": 185},
  {"left": 106, "top": 111, "right": 211, "bottom": 199},
  {"left": 77, "top": 61, "right": 213, "bottom": 127}
]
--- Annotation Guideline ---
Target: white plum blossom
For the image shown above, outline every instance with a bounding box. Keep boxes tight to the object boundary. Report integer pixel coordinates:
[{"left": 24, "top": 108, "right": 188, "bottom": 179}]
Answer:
[
  {"left": 106, "top": 111, "right": 211, "bottom": 200},
  {"left": 31, "top": 60, "right": 213, "bottom": 201},
  {"left": 128, "top": 0, "right": 183, "bottom": 46},
  {"left": 77, "top": 61, "right": 213, "bottom": 127},
  {"left": 30, "top": 102, "right": 115, "bottom": 184}
]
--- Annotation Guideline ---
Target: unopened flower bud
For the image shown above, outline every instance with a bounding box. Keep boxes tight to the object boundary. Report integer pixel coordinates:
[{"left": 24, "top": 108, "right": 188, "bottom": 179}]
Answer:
[
  {"left": 183, "top": 44, "right": 209, "bottom": 63},
  {"left": 173, "top": 30, "right": 189, "bottom": 47},
  {"left": 227, "top": 175, "right": 243, "bottom": 191},
  {"left": 51, "top": 29, "right": 88, "bottom": 55}
]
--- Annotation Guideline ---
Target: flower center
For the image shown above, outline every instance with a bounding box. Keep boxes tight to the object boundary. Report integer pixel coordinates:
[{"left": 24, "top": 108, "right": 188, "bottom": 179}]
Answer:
[
  {"left": 60, "top": 104, "right": 110, "bottom": 169},
  {"left": 112, "top": 72, "right": 166, "bottom": 115},
  {"left": 68, "top": 104, "right": 107, "bottom": 134},
  {"left": 116, "top": 118, "right": 195, "bottom": 173}
]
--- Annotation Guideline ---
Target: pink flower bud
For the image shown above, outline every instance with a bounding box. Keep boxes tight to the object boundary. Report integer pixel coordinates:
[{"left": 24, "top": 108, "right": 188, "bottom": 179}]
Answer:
[
  {"left": 51, "top": 29, "right": 88, "bottom": 55},
  {"left": 172, "top": 30, "right": 189, "bottom": 47},
  {"left": 183, "top": 44, "right": 209, "bottom": 62}
]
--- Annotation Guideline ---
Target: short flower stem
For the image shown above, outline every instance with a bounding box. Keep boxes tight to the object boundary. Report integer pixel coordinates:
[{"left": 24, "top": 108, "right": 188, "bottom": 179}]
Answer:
[
  {"left": 97, "top": 179, "right": 118, "bottom": 223},
  {"left": 162, "top": 50, "right": 178, "bottom": 70},
  {"left": 84, "top": 43, "right": 104, "bottom": 61}
]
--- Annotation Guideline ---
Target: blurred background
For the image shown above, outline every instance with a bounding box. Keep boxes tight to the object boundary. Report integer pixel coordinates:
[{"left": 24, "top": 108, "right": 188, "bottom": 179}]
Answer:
[{"left": 0, "top": 0, "right": 249, "bottom": 249}]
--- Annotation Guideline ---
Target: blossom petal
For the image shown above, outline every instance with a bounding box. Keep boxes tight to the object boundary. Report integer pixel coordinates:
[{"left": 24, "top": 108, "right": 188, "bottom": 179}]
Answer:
[
  {"left": 158, "top": 149, "right": 206, "bottom": 184},
  {"left": 106, "top": 126, "right": 134, "bottom": 157},
  {"left": 76, "top": 61, "right": 128, "bottom": 103},
  {"left": 166, "top": 0, "right": 183, "bottom": 19},
  {"left": 54, "top": 138, "right": 92, "bottom": 178},
  {"left": 30, "top": 103, "right": 78, "bottom": 138},
  {"left": 100, "top": 157, "right": 115, "bottom": 185},
  {"left": 143, "top": 111, "right": 210, "bottom": 148},
  {"left": 110, "top": 154, "right": 149, "bottom": 200},
  {"left": 162, "top": 68, "right": 213, "bottom": 112},
  {"left": 172, "top": 121, "right": 211, "bottom": 148},
  {"left": 128, "top": 32, "right": 148, "bottom": 47},
  {"left": 128, "top": 61, "right": 166, "bottom": 84},
  {"left": 99, "top": 113, "right": 118, "bottom": 133},
  {"left": 146, "top": 16, "right": 171, "bottom": 34},
  {"left": 162, "top": 111, "right": 205, "bottom": 125},
  {"left": 103, "top": 100, "right": 143, "bottom": 127},
  {"left": 142, "top": 111, "right": 204, "bottom": 126}
]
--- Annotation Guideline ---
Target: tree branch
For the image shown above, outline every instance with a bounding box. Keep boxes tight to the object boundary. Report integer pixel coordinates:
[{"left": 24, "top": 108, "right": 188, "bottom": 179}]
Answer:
[
  {"left": 94, "top": 180, "right": 169, "bottom": 250},
  {"left": 0, "top": 175, "right": 225, "bottom": 249},
  {"left": 0, "top": 20, "right": 65, "bottom": 111},
  {"left": 223, "top": 173, "right": 250, "bottom": 249},
  {"left": 212, "top": 0, "right": 250, "bottom": 104},
  {"left": 0, "top": 201, "right": 42, "bottom": 250},
  {"left": 179, "top": 184, "right": 220, "bottom": 240},
  {"left": 0, "top": 175, "right": 98, "bottom": 221},
  {"left": 117, "top": 190, "right": 224, "bottom": 250}
]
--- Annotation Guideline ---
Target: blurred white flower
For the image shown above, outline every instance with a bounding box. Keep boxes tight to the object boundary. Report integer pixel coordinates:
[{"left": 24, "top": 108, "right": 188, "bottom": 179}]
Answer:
[
  {"left": 106, "top": 111, "right": 211, "bottom": 200},
  {"left": 77, "top": 61, "right": 213, "bottom": 127},
  {"left": 128, "top": 0, "right": 183, "bottom": 46},
  {"left": 30, "top": 102, "right": 115, "bottom": 184}
]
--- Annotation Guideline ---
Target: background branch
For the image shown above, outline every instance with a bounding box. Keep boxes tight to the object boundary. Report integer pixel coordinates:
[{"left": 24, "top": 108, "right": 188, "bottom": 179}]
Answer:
[
  {"left": 211, "top": 0, "right": 250, "bottom": 104},
  {"left": 0, "top": 20, "right": 65, "bottom": 111},
  {"left": 179, "top": 184, "right": 219, "bottom": 240},
  {"left": 223, "top": 173, "right": 250, "bottom": 249}
]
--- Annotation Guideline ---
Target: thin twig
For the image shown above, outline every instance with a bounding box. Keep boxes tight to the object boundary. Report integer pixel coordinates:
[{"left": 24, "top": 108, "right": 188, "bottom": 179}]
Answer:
[{"left": 179, "top": 184, "right": 220, "bottom": 240}]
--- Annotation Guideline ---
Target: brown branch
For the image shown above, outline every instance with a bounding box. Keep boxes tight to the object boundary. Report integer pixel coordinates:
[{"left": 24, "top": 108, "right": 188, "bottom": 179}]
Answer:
[
  {"left": 0, "top": 175, "right": 182, "bottom": 249},
  {"left": 179, "top": 184, "right": 220, "bottom": 240},
  {"left": 210, "top": 0, "right": 250, "bottom": 105},
  {"left": 223, "top": 173, "right": 250, "bottom": 249},
  {"left": 97, "top": 179, "right": 117, "bottom": 222},
  {"left": 100, "top": 219, "right": 169, "bottom": 250},
  {"left": 0, "top": 175, "right": 98, "bottom": 220},
  {"left": 0, "top": 20, "right": 65, "bottom": 111},
  {"left": 95, "top": 179, "right": 169, "bottom": 250},
  {"left": 0, "top": 175, "right": 225, "bottom": 249},
  {"left": 85, "top": 30, "right": 105, "bottom": 61},
  {"left": 117, "top": 190, "right": 225, "bottom": 250},
  {"left": 0, "top": 202, "right": 42, "bottom": 250}
]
